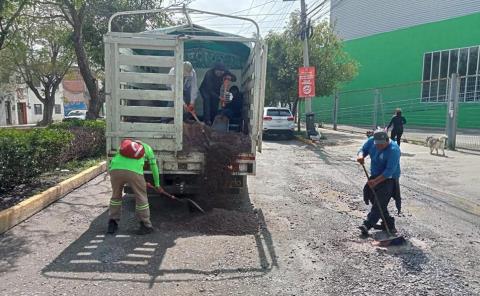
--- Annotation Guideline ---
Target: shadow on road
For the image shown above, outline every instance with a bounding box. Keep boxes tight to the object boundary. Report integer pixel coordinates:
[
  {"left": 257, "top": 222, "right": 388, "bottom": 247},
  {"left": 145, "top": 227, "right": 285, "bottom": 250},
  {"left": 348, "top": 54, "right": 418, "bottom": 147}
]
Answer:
[
  {"left": 0, "top": 233, "right": 31, "bottom": 273},
  {"left": 41, "top": 187, "right": 277, "bottom": 287},
  {"left": 372, "top": 234, "right": 429, "bottom": 274}
]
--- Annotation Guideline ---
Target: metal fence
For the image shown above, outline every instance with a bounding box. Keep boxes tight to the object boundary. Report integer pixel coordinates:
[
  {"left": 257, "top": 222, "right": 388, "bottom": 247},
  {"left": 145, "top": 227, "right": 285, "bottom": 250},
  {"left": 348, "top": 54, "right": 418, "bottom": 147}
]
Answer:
[{"left": 313, "top": 75, "right": 480, "bottom": 151}]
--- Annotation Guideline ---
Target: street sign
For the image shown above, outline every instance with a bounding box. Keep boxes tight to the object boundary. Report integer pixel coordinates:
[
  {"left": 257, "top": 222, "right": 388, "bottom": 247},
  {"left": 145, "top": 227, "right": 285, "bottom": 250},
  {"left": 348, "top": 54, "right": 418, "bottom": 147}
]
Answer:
[{"left": 298, "top": 66, "right": 315, "bottom": 98}]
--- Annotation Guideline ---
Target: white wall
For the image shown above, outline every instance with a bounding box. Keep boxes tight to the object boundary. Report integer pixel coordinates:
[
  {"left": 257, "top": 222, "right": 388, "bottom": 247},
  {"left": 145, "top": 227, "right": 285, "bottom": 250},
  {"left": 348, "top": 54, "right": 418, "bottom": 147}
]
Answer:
[
  {"left": 23, "top": 84, "right": 65, "bottom": 124},
  {"left": 0, "top": 86, "right": 18, "bottom": 126},
  {"left": 331, "top": 0, "right": 480, "bottom": 41}
]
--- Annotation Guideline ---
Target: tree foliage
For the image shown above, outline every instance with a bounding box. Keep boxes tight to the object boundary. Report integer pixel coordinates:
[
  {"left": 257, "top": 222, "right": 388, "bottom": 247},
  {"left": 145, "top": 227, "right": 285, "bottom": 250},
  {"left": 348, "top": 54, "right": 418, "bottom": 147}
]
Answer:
[
  {"left": 265, "top": 12, "right": 358, "bottom": 114},
  {"left": 8, "top": 16, "right": 74, "bottom": 125},
  {"left": 0, "top": 0, "right": 30, "bottom": 50},
  {"left": 52, "top": 0, "right": 178, "bottom": 119}
]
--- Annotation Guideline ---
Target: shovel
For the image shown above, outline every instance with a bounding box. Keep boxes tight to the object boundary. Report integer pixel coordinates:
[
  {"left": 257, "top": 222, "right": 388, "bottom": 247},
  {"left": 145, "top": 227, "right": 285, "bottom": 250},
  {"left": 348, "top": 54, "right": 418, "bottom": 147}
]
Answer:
[
  {"left": 185, "top": 104, "right": 211, "bottom": 145},
  {"left": 360, "top": 163, "right": 406, "bottom": 247},
  {"left": 147, "top": 183, "right": 205, "bottom": 214}
]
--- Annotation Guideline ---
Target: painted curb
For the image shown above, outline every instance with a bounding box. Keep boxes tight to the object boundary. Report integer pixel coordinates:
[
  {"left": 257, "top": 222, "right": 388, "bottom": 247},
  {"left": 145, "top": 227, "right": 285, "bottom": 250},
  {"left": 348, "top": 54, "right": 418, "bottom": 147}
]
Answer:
[{"left": 0, "top": 161, "right": 107, "bottom": 235}]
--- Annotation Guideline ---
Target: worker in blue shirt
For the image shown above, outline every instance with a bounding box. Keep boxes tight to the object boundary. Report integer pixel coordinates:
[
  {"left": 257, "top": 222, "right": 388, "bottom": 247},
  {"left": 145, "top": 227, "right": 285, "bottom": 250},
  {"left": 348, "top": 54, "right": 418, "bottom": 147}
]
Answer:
[{"left": 356, "top": 128, "right": 401, "bottom": 236}]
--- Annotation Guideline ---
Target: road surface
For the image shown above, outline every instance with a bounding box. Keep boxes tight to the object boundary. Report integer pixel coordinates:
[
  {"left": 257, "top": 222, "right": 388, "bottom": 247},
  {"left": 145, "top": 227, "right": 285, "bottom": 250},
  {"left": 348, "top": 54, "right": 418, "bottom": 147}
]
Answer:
[{"left": 1, "top": 129, "right": 479, "bottom": 295}]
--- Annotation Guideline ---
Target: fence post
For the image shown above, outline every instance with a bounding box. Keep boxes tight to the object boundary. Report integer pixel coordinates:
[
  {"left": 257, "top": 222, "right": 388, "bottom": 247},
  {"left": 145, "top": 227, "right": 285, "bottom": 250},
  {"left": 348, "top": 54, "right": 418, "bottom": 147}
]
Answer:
[
  {"left": 373, "top": 89, "right": 379, "bottom": 128},
  {"left": 333, "top": 91, "right": 339, "bottom": 130},
  {"left": 446, "top": 73, "right": 460, "bottom": 150}
]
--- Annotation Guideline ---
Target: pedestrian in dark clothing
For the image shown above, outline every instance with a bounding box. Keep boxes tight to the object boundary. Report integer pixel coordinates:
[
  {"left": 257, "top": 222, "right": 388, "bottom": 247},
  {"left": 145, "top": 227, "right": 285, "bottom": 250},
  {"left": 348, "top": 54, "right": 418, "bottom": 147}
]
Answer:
[
  {"left": 387, "top": 108, "right": 407, "bottom": 146},
  {"left": 356, "top": 129, "right": 401, "bottom": 236},
  {"left": 199, "top": 62, "right": 224, "bottom": 125},
  {"left": 222, "top": 85, "right": 243, "bottom": 120},
  {"left": 199, "top": 62, "right": 236, "bottom": 125}
]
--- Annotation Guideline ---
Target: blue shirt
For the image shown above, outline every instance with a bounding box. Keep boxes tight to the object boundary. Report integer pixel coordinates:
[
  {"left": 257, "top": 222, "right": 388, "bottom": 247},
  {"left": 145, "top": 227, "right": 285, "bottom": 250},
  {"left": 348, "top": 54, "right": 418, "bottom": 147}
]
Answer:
[{"left": 360, "top": 137, "right": 401, "bottom": 179}]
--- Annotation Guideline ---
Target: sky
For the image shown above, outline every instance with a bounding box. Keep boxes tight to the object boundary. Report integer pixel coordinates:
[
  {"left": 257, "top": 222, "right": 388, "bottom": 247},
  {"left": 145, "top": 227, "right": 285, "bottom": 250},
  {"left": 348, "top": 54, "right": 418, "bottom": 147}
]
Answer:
[{"left": 168, "top": 0, "right": 330, "bottom": 37}]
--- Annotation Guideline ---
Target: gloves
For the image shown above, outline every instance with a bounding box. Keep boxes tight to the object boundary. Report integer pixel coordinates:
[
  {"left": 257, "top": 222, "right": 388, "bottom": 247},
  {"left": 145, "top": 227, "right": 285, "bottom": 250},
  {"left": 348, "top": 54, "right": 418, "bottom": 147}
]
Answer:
[
  {"left": 364, "top": 194, "right": 370, "bottom": 205},
  {"left": 362, "top": 183, "right": 372, "bottom": 205}
]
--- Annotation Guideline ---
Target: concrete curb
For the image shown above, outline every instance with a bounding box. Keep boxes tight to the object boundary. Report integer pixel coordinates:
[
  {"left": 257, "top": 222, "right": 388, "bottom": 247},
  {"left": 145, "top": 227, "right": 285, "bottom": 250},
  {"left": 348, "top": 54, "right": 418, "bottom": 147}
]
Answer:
[
  {"left": 0, "top": 161, "right": 107, "bottom": 235},
  {"left": 294, "top": 135, "right": 317, "bottom": 147}
]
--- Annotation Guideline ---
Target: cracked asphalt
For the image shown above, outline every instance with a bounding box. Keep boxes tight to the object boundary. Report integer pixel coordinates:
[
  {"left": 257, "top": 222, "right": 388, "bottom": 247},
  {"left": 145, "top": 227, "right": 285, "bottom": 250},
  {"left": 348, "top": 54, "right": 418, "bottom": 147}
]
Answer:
[{"left": 1, "top": 128, "right": 479, "bottom": 295}]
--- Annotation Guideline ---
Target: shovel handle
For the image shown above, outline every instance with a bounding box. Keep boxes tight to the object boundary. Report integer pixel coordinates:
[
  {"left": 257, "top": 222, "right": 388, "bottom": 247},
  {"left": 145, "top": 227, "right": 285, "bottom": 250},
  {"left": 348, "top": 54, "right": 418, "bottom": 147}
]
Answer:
[
  {"left": 361, "top": 163, "right": 370, "bottom": 179},
  {"left": 359, "top": 163, "right": 394, "bottom": 237},
  {"left": 146, "top": 183, "right": 176, "bottom": 200}
]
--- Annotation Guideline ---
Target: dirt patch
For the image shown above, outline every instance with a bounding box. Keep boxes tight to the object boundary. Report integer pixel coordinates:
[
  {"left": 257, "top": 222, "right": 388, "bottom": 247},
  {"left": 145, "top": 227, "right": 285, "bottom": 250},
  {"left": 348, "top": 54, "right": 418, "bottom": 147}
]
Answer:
[
  {"left": 0, "top": 159, "right": 103, "bottom": 211},
  {"left": 182, "top": 122, "right": 251, "bottom": 153},
  {"left": 178, "top": 208, "right": 260, "bottom": 235},
  {"left": 183, "top": 122, "right": 251, "bottom": 205}
]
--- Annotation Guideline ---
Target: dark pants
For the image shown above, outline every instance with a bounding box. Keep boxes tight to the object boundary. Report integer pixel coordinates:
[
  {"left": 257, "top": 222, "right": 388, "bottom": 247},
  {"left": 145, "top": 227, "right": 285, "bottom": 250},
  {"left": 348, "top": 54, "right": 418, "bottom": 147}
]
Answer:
[
  {"left": 391, "top": 129, "right": 403, "bottom": 146},
  {"left": 201, "top": 92, "right": 219, "bottom": 125},
  {"left": 363, "top": 178, "right": 395, "bottom": 230}
]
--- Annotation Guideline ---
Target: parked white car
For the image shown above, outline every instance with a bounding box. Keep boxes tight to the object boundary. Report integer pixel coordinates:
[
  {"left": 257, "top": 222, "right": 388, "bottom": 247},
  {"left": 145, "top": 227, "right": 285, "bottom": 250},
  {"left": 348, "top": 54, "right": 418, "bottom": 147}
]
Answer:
[
  {"left": 262, "top": 107, "right": 295, "bottom": 138},
  {"left": 64, "top": 109, "right": 87, "bottom": 120}
]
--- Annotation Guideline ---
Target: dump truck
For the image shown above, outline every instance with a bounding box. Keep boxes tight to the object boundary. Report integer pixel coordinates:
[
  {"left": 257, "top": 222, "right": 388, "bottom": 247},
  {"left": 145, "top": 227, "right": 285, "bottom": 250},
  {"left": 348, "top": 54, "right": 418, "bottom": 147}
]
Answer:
[{"left": 104, "top": 7, "right": 267, "bottom": 195}]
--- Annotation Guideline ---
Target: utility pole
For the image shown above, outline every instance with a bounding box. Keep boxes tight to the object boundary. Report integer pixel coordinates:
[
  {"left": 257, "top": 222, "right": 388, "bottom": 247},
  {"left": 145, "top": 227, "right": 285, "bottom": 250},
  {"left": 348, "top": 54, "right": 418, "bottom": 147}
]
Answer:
[
  {"left": 446, "top": 73, "right": 460, "bottom": 150},
  {"left": 300, "top": 0, "right": 310, "bottom": 102},
  {"left": 285, "top": 0, "right": 317, "bottom": 137},
  {"left": 333, "top": 91, "right": 339, "bottom": 130}
]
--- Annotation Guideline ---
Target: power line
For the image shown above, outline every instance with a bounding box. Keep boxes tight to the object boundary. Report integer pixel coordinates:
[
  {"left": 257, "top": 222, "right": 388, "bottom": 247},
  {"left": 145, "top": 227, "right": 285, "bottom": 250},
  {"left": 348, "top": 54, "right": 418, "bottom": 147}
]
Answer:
[
  {"left": 267, "top": 1, "right": 296, "bottom": 33},
  {"left": 235, "top": 0, "right": 257, "bottom": 35},
  {"left": 306, "top": 0, "right": 328, "bottom": 16},
  {"left": 191, "top": 0, "right": 278, "bottom": 23},
  {"left": 236, "top": 0, "right": 285, "bottom": 35}
]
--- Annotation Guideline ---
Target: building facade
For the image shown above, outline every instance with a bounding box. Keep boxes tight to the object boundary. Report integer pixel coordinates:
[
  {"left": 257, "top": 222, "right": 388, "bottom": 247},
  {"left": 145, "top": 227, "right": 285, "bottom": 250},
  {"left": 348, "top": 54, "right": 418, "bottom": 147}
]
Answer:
[
  {"left": 0, "top": 78, "right": 65, "bottom": 126},
  {"left": 314, "top": 0, "right": 480, "bottom": 129}
]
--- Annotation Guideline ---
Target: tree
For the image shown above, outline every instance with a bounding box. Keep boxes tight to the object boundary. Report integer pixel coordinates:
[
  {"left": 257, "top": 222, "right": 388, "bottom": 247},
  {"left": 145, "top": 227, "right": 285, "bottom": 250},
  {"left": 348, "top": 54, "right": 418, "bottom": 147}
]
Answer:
[
  {"left": 265, "top": 12, "right": 358, "bottom": 118},
  {"left": 9, "top": 19, "right": 74, "bottom": 125},
  {"left": 0, "top": 0, "right": 30, "bottom": 50},
  {"left": 52, "top": 0, "right": 182, "bottom": 119}
]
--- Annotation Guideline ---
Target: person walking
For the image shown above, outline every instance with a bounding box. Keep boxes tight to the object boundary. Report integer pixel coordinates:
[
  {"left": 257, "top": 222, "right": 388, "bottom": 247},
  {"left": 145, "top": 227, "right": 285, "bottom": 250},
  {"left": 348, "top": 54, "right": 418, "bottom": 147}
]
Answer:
[
  {"left": 387, "top": 108, "right": 407, "bottom": 146},
  {"left": 356, "top": 129, "right": 402, "bottom": 236},
  {"left": 107, "top": 139, "right": 165, "bottom": 235}
]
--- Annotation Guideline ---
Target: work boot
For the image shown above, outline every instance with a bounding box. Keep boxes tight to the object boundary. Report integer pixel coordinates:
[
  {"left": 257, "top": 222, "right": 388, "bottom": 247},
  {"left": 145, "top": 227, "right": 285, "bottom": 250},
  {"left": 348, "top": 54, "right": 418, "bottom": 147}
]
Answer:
[
  {"left": 107, "top": 219, "right": 118, "bottom": 234},
  {"left": 137, "top": 222, "right": 154, "bottom": 235},
  {"left": 358, "top": 225, "right": 369, "bottom": 236}
]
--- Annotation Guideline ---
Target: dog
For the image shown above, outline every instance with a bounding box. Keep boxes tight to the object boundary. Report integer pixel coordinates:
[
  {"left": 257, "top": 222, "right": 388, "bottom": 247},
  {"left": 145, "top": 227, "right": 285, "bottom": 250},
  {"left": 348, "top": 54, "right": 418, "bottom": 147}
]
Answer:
[{"left": 426, "top": 135, "right": 448, "bottom": 156}]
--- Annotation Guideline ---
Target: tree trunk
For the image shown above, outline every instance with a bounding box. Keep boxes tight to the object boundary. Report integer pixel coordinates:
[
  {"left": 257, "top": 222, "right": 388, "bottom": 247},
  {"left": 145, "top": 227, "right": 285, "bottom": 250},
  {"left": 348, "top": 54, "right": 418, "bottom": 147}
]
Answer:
[
  {"left": 39, "top": 95, "right": 55, "bottom": 126},
  {"left": 72, "top": 26, "right": 101, "bottom": 119}
]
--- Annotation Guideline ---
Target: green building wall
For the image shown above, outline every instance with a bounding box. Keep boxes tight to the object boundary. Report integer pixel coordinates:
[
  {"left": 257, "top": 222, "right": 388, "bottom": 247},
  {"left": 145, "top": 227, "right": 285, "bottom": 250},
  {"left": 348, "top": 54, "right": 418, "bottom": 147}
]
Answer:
[{"left": 312, "top": 12, "right": 480, "bottom": 129}]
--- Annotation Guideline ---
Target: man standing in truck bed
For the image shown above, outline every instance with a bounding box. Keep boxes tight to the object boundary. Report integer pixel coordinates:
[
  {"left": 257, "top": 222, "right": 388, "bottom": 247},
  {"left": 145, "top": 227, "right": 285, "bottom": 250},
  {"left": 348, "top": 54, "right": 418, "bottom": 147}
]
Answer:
[
  {"left": 107, "top": 139, "right": 164, "bottom": 235},
  {"left": 199, "top": 62, "right": 236, "bottom": 125}
]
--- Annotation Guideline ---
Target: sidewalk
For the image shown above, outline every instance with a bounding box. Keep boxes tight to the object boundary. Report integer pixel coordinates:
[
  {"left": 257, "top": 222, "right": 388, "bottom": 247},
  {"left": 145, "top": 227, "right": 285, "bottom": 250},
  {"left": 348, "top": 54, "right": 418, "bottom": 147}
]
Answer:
[
  {"left": 322, "top": 123, "right": 480, "bottom": 151},
  {"left": 0, "top": 124, "right": 37, "bottom": 129}
]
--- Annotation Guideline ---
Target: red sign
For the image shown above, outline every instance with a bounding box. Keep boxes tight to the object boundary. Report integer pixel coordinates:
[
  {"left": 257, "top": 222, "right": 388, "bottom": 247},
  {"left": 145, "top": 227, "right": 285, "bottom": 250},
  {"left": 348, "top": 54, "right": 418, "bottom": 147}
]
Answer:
[{"left": 298, "top": 67, "right": 316, "bottom": 98}]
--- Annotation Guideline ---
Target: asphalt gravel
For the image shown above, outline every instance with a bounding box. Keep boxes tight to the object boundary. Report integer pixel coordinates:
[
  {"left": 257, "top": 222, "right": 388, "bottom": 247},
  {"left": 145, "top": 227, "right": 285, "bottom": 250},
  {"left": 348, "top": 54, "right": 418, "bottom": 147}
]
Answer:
[{"left": 0, "top": 129, "right": 479, "bottom": 295}]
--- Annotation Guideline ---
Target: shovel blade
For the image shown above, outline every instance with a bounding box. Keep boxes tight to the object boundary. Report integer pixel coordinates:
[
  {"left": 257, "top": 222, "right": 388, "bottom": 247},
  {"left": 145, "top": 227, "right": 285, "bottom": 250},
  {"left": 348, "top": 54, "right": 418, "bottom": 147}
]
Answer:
[
  {"left": 186, "top": 198, "right": 206, "bottom": 214},
  {"left": 374, "top": 235, "right": 406, "bottom": 247}
]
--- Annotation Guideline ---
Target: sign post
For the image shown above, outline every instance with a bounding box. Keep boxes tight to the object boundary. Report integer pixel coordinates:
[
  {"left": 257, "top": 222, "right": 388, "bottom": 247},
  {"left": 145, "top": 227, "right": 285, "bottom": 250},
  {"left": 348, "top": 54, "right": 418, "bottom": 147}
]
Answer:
[
  {"left": 298, "top": 67, "right": 318, "bottom": 138},
  {"left": 298, "top": 66, "right": 316, "bottom": 98}
]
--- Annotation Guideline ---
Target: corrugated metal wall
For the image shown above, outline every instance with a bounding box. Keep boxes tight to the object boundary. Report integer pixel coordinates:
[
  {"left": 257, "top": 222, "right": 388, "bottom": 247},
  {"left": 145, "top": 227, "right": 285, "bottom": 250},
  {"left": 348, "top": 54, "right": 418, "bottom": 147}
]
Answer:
[{"left": 330, "top": 0, "right": 480, "bottom": 41}]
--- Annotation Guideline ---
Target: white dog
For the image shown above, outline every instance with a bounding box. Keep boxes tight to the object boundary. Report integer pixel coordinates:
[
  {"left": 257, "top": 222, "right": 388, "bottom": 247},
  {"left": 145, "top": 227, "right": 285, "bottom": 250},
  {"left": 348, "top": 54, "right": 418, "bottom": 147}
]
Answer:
[{"left": 426, "top": 135, "right": 448, "bottom": 156}]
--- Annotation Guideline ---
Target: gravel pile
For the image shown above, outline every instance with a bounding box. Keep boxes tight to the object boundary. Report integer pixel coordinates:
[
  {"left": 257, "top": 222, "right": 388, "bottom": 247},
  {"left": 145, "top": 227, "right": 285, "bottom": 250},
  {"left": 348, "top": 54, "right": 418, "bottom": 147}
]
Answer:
[
  {"left": 183, "top": 121, "right": 251, "bottom": 201},
  {"left": 172, "top": 208, "right": 259, "bottom": 236}
]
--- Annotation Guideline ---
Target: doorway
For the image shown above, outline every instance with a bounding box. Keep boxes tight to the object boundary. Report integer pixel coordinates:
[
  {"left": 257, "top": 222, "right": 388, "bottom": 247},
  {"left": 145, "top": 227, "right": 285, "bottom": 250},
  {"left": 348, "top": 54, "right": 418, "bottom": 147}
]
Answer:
[{"left": 17, "top": 102, "right": 27, "bottom": 124}]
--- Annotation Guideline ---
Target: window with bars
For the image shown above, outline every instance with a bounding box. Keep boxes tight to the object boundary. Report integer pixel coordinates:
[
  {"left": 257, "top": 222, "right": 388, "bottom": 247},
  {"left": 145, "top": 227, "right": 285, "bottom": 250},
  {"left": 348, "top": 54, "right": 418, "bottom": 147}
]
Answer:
[
  {"left": 55, "top": 104, "right": 62, "bottom": 114},
  {"left": 421, "top": 45, "right": 480, "bottom": 103},
  {"left": 34, "top": 104, "right": 42, "bottom": 115}
]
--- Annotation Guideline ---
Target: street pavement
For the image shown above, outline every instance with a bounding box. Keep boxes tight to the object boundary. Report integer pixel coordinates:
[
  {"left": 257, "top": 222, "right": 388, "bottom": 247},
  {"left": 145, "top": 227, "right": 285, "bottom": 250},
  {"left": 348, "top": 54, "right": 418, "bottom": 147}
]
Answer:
[{"left": 1, "top": 129, "right": 479, "bottom": 295}]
